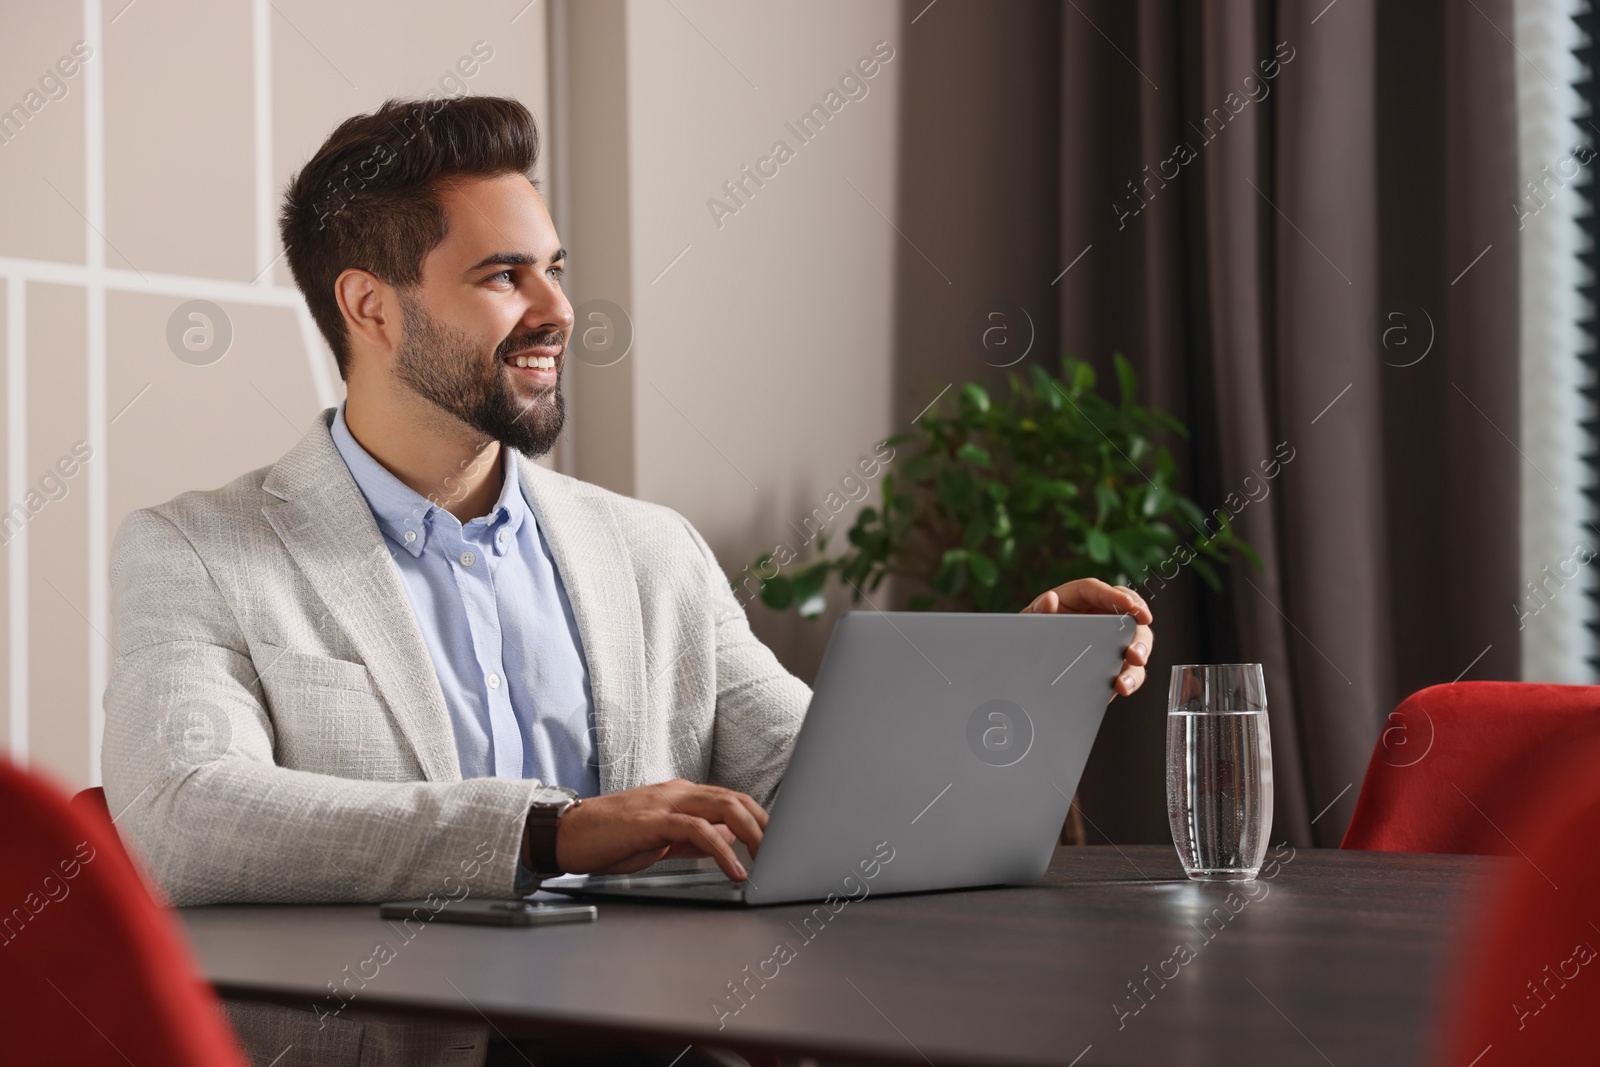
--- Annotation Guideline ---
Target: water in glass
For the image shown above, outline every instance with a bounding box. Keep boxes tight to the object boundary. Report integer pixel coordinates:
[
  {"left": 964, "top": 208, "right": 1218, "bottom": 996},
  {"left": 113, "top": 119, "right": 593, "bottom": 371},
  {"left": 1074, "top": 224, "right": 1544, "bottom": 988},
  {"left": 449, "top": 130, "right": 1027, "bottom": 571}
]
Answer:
[{"left": 1166, "top": 664, "right": 1273, "bottom": 880}]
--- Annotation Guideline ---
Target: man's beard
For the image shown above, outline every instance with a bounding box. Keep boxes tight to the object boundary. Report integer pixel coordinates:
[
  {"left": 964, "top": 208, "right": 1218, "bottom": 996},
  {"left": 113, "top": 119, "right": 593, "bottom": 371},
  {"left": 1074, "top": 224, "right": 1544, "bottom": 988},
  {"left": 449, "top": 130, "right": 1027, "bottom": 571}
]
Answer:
[{"left": 392, "top": 292, "right": 566, "bottom": 457}]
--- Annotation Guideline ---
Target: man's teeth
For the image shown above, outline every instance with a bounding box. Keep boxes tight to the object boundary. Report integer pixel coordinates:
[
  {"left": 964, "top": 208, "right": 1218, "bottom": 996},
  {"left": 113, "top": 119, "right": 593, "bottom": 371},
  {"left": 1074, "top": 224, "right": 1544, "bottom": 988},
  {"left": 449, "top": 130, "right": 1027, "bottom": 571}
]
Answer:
[{"left": 511, "top": 354, "right": 556, "bottom": 369}]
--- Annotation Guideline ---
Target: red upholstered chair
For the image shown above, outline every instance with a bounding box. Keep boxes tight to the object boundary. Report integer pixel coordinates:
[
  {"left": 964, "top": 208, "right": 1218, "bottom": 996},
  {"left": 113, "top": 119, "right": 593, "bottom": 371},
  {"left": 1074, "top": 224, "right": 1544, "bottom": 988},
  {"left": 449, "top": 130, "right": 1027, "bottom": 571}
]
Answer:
[
  {"left": 0, "top": 760, "right": 248, "bottom": 1066},
  {"left": 71, "top": 784, "right": 111, "bottom": 822},
  {"left": 1434, "top": 723, "right": 1600, "bottom": 1063},
  {"left": 1341, "top": 681, "right": 1600, "bottom": 854}
]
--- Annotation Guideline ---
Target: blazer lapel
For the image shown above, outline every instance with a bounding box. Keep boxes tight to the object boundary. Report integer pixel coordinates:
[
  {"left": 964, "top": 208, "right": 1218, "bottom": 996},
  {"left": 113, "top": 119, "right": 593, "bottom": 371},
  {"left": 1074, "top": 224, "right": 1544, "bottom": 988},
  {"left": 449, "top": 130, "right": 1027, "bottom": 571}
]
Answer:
[
  {"left": 515, "top": 456, "right": 648, "bottom": 794},
  {"left": 260, "top": 410, "right": 461, "bottom": 782}
]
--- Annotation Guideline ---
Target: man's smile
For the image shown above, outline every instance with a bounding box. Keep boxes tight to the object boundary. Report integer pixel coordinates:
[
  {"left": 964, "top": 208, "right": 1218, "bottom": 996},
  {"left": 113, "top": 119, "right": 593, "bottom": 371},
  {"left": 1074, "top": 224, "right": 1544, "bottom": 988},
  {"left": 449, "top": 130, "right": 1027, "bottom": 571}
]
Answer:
[{"left": 501, "top": 336, "right": 564, "bottom": 384}]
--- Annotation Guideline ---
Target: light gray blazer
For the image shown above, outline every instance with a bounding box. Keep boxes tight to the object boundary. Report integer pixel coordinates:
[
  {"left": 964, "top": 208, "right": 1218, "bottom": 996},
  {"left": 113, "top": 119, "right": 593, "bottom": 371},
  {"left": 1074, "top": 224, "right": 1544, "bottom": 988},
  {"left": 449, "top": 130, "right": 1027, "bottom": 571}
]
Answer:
[{"left": 102, "top": 408, "right": 812, "bottom": 908}]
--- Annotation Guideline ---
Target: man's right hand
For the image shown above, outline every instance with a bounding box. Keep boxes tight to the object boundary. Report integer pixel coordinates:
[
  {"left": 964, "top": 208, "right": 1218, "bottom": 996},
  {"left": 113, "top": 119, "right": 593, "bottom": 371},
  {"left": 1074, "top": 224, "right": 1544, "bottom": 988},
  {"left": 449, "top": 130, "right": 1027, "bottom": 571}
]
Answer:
[{"left": 553, "top": 779, "right": 768, "bottom": 881}]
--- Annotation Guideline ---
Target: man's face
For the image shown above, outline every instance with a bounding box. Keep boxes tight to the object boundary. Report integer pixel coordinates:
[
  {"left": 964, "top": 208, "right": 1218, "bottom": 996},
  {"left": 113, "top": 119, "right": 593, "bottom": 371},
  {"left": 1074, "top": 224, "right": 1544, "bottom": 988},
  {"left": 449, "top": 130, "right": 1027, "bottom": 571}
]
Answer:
[{"left": 392, "top": 173, "right": 573, "bottom": 456}]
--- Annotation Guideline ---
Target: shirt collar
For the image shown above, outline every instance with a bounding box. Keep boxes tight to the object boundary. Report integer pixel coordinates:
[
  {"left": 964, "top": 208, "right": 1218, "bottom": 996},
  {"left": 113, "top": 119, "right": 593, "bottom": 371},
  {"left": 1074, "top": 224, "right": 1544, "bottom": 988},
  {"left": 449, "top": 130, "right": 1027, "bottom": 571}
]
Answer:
[{"left": 329, "top": 401, "right": 529, "bottom": 558}]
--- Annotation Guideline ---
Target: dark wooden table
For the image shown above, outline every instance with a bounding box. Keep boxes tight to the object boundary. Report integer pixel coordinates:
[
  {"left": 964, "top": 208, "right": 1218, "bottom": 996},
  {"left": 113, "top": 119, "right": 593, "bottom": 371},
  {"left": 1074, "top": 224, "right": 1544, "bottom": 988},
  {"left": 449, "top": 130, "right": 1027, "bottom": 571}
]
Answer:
[{"left": 178, "top": 845, "right": 1498, "bottom": 1066}]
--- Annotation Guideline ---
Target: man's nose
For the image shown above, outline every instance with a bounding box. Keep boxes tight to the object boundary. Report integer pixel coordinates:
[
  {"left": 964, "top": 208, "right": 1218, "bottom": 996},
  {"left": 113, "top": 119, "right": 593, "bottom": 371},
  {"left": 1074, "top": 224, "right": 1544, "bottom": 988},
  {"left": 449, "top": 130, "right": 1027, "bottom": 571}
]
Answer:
[{"left": 528, "top": 293, "right": 574, "bottom": 340}]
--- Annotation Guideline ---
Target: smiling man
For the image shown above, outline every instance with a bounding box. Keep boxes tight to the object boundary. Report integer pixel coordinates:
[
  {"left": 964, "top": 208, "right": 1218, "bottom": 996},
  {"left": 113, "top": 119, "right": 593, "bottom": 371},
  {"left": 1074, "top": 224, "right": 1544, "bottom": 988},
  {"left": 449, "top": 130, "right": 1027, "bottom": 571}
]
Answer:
[{"left": 101, "top": 96, "right": 1153, "bottom": 1066}]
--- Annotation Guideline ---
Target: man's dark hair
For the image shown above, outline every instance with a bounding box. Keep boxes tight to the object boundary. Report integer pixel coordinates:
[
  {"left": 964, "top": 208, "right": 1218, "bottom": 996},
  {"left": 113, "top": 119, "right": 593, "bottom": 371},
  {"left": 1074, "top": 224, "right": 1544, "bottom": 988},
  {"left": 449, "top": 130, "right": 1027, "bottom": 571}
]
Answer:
[{"left": 280, "top": 95, "right": 541, "bottom": 379}]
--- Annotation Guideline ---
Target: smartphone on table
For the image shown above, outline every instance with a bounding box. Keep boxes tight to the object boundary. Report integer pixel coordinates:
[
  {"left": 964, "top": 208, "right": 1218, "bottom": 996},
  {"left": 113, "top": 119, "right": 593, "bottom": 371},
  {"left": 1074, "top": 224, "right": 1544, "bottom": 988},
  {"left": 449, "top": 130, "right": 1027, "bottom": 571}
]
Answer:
[{"left": 379, "top": 898, "right": 597, "bottom": 927}]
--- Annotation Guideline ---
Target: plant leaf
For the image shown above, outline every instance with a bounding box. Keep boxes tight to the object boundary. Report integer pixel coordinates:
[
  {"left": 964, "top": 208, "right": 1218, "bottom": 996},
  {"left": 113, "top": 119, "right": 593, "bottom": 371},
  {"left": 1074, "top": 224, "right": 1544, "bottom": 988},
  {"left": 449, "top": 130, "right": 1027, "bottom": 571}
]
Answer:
[
  {"left": 991, "top": 503, "right": 1013, "bottom": 539},
  {"left": 793, "top": 566, "right": 827, "bottom": 619},
  {"left": 1086, "top": 528, "right": 1112, "bottom": 563},
  {"left": 1094, "top": 483, "right": 1120, "bottom": 524},
  {"left": 937, "top": 467, "right": 976, "bottom": 513},
  {"left": 934, "top": 549, "right": 967, "bottom": 596},
  {"left": 1033, "top": 365, "right": 1063, "bottom": 411},
  {"left": 1112, "top": 543, "right": 1146, "bottom": 579},
  {"left": 1152, "top": 409, "right": 1189, "bottom": 438},
  {"left": 956, "top": 442, "right": 992, "bottom": 467},
  {"left": 1142, "top": 483, "right": 1169, "bottom": 517},
  {"left": 968, "top": 550, "right": 999, "bottom": 587},
  {"left": 1157, "top": 450, "right": 1177, "bottom": 483},
  {"left": 1113, "top": 352, "right": 1138, "bottom": 407},
  {"left": 963, "top": 510, "right": 989, "bottom": 550},
  {"left": 900, "top": 452, "right": 939, "bottom": 483},
  {"left": 1071, "top": 360, "right": 1096, "bottom": 393},
  {"left": 1234, "top": 539, "right": 1265, "bottom": 573},
  {"left": 759, "top": 575, "right": 794, "bottom": 610}
]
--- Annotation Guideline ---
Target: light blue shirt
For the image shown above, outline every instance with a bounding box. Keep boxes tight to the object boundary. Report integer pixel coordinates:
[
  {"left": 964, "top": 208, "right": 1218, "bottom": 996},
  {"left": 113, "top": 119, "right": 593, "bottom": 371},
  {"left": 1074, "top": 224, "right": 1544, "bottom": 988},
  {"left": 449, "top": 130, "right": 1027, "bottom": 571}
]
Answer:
[{"left": 329, "top": 403, "right": 600, "bottom": 795}]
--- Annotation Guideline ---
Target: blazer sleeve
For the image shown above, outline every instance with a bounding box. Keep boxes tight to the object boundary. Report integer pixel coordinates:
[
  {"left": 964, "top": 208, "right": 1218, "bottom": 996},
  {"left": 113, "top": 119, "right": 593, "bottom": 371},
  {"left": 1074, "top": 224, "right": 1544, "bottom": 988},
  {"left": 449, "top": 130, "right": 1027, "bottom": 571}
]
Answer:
[
  {"left": 101, "top": 508, "right": 548, "bottom": 906},
  {"left": 677, "top": 518, "right": 813, "bottom": 808}
]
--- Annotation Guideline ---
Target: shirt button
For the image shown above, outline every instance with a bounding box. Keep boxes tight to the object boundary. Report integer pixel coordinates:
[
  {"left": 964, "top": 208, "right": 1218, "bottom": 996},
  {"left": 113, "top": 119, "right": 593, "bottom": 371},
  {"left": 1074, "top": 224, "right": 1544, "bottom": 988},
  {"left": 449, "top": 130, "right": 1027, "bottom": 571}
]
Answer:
[
  {"left": 404, "top": 530, "right": 417, "bottom": 543},
  {"left": 459, "top": 551, "right": 476, "bottom": 567},
  {"left": 498, "top": 529, "right": 509, "bottom": 545},
  {"left": 487, "top": 673, "right": 501, "bottom": 690}
]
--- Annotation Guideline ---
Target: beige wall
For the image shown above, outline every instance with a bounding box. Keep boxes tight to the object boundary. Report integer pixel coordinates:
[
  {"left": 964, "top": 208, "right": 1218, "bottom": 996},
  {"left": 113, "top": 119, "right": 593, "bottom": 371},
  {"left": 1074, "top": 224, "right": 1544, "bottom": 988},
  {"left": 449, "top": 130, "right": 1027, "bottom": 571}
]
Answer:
[
  {"left": 2, "top": 0, "right": 901, "bottom": 790},
  {"left": 563, "top": 0, "right": 901, "bottom": 682},
  {"left": 1, "top": 0, "right": 547, "bottom": 789}
]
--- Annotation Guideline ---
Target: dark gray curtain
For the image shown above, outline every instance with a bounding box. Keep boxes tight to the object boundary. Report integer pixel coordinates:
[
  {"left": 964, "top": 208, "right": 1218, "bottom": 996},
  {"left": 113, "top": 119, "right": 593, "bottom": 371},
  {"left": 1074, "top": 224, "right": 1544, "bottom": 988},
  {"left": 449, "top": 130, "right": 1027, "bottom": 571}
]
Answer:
[{"left": 895, "top": 0, "right": 1520, "bottom": 846}]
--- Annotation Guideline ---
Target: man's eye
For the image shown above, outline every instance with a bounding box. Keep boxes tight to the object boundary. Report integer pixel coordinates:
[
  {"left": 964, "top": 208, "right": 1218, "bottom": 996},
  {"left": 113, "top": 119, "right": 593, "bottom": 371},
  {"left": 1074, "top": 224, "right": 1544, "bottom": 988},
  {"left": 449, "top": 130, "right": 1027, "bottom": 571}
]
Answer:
[
  {"left": 487, "top": 270, "right": 514, "bottom": 285},
  {"left": 548, "top": 266, "right": 564, "bottom": 282}
]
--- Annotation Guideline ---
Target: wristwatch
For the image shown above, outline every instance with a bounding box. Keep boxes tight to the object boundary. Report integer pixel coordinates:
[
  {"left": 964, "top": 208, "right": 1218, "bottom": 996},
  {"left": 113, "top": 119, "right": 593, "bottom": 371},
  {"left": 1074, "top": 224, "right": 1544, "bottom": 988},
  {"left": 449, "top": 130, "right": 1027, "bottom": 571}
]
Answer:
[{"left": 522, "top": 785, "right": 582, "bottom": 877}]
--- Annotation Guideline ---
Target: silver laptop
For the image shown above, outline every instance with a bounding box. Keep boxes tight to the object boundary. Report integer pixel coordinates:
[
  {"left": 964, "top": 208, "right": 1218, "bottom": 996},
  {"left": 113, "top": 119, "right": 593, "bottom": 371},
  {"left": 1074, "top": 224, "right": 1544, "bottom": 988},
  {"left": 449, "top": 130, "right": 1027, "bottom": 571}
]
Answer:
[{"left": 540, "top": 610, "right": 1132, "bottom": 906}]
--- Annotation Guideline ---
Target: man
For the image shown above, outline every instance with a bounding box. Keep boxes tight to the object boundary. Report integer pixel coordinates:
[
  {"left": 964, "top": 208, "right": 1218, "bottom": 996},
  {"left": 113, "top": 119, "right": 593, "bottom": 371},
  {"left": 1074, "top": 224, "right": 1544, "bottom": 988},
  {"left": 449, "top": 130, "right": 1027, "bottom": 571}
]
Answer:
[{"left": 102, "top": 96, "right": 1153, "bottom": 1066}]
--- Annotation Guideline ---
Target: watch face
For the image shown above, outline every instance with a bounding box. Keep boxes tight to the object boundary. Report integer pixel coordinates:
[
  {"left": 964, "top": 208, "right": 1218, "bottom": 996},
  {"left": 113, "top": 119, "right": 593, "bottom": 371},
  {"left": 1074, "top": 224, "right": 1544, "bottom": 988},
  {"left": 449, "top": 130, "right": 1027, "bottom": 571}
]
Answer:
[{"left": 532, "top": 792, "right": 577, "bottom": 818}]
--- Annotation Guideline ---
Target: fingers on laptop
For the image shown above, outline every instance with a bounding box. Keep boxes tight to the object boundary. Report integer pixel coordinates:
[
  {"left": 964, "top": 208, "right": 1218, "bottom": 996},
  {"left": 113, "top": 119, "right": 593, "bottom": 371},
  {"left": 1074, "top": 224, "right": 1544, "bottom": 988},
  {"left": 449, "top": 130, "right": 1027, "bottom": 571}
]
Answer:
[
  {"left": 650, "top": 781, "right": 767, "bottom": 872},
  {"left": 1115, "top": 665, "right": 1146, "bottom": 696},
  {"left": 1025, "top": 579, "right": 1152, "bottom": 625},
  {"left": 1112, "top": 585, "right": 1153, "bottom": 624},
  {"left": 1024, "top": 589, "right": 1059, "bottom": 614},
  {"left": 1116, "top": 623, "right": 1154, "bottom": 697},
  {"left": 733, "top": 790, "right": 769, "bottom": 830},
  {"left": 1128, "top": 624, "right": 1153, "bottom": 665},
  {"left": 673, "top": 784, "right": 766, "bottom": 858},
  {"left": 664, "top": 813, "right": 747, "bottom": 880}
]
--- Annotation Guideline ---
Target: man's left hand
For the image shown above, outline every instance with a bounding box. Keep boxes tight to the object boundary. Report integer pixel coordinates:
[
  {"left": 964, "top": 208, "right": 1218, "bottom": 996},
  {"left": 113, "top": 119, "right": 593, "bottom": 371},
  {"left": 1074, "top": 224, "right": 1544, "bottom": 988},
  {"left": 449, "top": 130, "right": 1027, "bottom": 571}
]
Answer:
[{"left": 1023, "top": 578, "right": 1153, "bottom": 697}]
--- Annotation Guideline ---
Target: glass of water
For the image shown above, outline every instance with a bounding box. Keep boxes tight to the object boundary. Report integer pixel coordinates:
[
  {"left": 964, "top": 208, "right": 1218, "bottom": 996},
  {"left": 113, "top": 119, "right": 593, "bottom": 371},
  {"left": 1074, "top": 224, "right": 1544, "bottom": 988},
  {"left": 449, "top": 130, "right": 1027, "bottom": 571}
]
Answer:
[{"left": 1166, "top": 664, "right": 1273, "bottom": 881}]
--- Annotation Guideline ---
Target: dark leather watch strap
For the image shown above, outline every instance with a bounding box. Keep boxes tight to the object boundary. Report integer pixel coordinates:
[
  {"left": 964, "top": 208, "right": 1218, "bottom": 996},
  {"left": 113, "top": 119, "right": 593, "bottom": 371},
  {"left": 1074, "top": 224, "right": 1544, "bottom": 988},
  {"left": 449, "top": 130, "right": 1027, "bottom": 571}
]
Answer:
[{"left": 525, "top": 795, "right": 580, "bottom": 876}]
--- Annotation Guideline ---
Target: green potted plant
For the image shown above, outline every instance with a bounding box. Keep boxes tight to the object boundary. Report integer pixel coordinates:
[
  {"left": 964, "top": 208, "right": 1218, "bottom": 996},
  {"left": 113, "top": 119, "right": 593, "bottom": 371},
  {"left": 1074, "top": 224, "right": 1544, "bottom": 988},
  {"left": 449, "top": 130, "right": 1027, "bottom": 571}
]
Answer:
[
  {"left": 738, "top": 354, "right": 1259, "bottom": 846},
  {"left": 740, "top": 354, "right": 1257, "bottom": 618}
]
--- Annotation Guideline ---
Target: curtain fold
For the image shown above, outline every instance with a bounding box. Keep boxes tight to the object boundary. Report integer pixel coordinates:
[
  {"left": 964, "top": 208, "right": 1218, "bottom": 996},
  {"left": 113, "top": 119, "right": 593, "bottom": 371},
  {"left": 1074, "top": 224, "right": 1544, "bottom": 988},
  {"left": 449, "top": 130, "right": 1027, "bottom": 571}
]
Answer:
[{"left": 1273, "top": 0, "right": 1397, "bottom": 844}]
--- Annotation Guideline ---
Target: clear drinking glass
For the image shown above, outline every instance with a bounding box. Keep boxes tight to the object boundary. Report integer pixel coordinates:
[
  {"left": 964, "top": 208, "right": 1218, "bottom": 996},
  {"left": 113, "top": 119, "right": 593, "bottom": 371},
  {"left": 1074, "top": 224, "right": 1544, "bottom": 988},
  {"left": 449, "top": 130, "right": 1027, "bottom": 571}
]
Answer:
[{"left": 1166, "top": 664, "right": 1273, "bottom": 881}]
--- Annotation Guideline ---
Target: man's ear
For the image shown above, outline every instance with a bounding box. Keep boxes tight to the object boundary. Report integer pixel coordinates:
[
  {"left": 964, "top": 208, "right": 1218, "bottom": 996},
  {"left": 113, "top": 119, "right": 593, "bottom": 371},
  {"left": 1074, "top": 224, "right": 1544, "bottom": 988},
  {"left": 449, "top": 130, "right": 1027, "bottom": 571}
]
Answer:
[{"left": 334, "top": 269, "right": 400, "bottom": 361}]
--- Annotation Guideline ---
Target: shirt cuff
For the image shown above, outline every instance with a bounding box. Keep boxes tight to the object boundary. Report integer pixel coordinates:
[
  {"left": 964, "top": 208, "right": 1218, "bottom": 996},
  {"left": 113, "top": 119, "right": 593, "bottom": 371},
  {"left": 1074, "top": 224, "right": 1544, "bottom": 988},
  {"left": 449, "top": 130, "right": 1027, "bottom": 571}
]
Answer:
[{"left": 513, "top": 858, "right": 543, "bottom": 896}]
